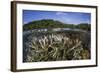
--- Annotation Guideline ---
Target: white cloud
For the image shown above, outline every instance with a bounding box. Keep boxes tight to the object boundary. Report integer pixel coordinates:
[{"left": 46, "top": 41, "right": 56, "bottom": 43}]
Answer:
[{"left": 56, "top": 12, "right": 68, "bottom": 16}]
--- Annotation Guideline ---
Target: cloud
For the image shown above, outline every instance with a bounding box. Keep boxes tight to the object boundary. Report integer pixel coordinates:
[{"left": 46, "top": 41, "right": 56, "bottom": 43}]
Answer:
[{"left": 56, "top": 12, "right": 68, "bottom": 16}]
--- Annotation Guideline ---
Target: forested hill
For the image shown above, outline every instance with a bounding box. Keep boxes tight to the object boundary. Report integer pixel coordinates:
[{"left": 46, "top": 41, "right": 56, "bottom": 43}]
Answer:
[{"left": 23, "top": 19, "right": 90, "bottom": 31}]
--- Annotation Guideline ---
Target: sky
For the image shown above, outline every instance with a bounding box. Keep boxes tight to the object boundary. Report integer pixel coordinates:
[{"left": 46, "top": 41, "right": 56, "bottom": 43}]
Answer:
[{"left": 23, "top": 10, "right": 91, "bottom": 25}]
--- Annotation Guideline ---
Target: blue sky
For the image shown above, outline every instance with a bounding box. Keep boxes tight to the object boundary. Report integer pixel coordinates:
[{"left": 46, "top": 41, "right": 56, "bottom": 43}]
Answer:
[{"left": 23, "top": 10, "right": 91, "bottom": 25}]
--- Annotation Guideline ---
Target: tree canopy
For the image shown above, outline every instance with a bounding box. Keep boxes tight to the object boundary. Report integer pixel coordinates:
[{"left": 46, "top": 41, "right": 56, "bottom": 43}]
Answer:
[{"left": 23, "top": 19, "right": 90, "bottom": 31}]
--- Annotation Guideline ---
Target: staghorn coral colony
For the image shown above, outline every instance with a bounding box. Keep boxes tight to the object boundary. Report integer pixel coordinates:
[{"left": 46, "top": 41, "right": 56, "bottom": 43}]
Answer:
[{"left": 23, "top": 30, "right": 90, "bottom": 62}]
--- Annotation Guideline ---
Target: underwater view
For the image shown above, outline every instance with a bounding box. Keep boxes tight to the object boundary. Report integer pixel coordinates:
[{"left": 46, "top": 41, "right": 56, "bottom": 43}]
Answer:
[{"left": 23, "top": 10, "right": 91, "bottom": 62}]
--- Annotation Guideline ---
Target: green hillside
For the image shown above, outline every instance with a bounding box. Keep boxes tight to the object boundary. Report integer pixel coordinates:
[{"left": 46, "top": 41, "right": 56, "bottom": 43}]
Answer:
[{"left": 23, "top": 19, "right": 90, "bottom": 31}]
